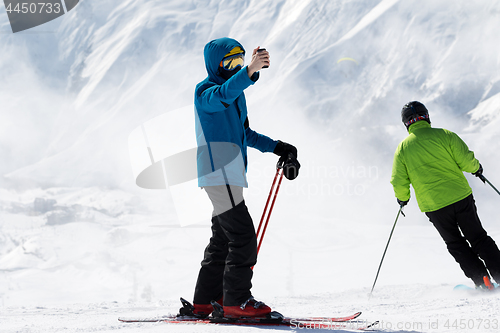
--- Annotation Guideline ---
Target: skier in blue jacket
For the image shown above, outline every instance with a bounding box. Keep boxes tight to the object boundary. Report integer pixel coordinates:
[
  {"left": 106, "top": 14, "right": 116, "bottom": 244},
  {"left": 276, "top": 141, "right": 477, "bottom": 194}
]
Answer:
[{"left": 192, "top": 37, "right": 298, "bottom": 318}]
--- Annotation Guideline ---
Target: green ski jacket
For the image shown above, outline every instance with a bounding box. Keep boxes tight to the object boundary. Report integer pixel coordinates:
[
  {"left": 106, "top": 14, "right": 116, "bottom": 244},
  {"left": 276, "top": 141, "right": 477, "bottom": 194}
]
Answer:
[{"left": 390, "top": 121, "right": 480, "bottom": 212}]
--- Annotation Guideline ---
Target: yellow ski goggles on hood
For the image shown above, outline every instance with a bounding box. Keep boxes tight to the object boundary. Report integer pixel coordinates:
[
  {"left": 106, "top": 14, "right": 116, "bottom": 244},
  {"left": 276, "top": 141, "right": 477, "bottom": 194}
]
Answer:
[{"left": 220, "top": 47, "right": 244, "bottom": 70}]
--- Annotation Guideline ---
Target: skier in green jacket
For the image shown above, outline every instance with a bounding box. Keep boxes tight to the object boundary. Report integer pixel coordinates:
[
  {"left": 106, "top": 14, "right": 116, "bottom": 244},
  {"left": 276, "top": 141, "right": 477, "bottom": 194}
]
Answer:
[{"left": 391, "top": 101, "right": 500, "bottom": 289}]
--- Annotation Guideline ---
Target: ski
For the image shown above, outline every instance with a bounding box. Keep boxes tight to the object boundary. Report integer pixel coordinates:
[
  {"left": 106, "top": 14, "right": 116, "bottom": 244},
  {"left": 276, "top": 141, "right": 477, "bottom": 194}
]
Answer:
[
  {"left": 453, "top": 284, "right": 475, "bottom": 291},
  {"left": 300, "top": 311, "right": 362, "bottom": 322},
  {"left": 454, "top": 277, "right": 499, "bottom": 292},
  {"left": 118, "top": 312, "right": 362, "bottom": 324},
  {"left": 118, "top": 315, "right": 379, "bottom": 330},
  {"left": 454, "top": 284, "right": 499, "bottom": 292},
  {"left": 118, "top": 298, "right": 377, "bottom": 330}
]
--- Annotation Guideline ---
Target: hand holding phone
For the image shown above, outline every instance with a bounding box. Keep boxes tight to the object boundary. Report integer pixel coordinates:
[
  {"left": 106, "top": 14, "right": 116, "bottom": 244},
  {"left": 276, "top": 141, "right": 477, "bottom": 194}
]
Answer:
[
  {"left": 247, "top": 46, "right": 271, "bottom": 78},
  {"left": 257, "top": 48, "right": 269, "bottom": 69}
]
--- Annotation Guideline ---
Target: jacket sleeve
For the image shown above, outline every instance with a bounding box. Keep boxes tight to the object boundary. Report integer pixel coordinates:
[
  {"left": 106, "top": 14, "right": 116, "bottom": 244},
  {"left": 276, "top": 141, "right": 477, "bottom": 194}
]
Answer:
[
  {"left": 448, "top": 132, "right": 480, "bottom": 173},
  {"left": 390, "top": 145, "right": 411, "bottom": 201},
  {"left": 197, "top": 67, "right": 256, "bottom": 112},
  {"left": 245, "top": 125, "right": 278, "bottom": 153}
]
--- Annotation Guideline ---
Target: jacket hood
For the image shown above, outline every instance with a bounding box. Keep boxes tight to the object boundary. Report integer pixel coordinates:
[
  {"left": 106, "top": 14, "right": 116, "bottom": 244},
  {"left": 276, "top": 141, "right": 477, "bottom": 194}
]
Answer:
[{"left": 204, "top": 38, "right": 245, "bottom": 85}]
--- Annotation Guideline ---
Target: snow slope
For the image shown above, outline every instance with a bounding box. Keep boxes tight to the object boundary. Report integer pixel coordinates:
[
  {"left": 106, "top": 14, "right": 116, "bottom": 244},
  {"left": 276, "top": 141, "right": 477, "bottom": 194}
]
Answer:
[{"left": 1, "top": 0, "right": 500, "bottom": 332}]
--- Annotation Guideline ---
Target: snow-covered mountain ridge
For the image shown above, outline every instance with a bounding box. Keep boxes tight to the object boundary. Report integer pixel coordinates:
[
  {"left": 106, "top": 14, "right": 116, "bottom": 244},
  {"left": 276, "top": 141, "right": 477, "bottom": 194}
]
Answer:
[{"left": 1, "top": 0, "right": 500, "bottom": 188}]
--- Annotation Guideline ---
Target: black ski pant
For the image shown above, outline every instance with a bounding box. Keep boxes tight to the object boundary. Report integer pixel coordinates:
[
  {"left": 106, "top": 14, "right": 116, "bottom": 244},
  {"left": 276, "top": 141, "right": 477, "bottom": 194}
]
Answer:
[
  {"left": 193, "top": 185, "right": 257, "bottom": 307},
  {"left": 425, "top": 194, "right": 500, "bottom": 286}
]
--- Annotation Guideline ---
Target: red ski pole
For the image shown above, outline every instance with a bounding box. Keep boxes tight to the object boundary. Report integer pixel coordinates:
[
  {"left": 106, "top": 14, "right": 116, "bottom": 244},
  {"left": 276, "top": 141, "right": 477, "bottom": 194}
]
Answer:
[{"left": 256, "top": 163, "right": 284, "bottom": 255}]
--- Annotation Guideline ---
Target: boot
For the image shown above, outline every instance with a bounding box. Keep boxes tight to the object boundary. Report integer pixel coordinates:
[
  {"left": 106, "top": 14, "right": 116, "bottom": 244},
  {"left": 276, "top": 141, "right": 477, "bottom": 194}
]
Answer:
[
  {"left": 193, "top": 304, "right": 212, "bottom": 317},
  {"left": 193, "top": 297, "right": 223, "bottom": 318},
  {"left": 223, "top": 297, "right": 271, "bottom": 318},
  {"left": 476, "top": 276, "right": 496, "bottom": 291}
]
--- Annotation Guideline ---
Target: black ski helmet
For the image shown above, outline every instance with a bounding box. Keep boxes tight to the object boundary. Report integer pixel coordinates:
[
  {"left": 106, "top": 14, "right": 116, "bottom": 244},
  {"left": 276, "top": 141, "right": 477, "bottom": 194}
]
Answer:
[{"left": 401, "top": 101, "right": 430, "bottom": 129}]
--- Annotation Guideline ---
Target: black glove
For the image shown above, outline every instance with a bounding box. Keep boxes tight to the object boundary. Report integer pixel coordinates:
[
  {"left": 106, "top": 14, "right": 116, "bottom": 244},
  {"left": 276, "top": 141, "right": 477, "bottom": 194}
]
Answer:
[
  {"left": 473, "top": 164, "right": 483, "bottom": 178},
  {"left": 273, "top": 141, "right": 298, "bottom": 159},
  {"left": 280, "top": 153, "right": 301, "bottom": 180},
  {"left": 397, "top": 198, "right": 409, "bottom": 207},
  {"left": 274, "top": 141, "right": 300, "bottom": 180}
]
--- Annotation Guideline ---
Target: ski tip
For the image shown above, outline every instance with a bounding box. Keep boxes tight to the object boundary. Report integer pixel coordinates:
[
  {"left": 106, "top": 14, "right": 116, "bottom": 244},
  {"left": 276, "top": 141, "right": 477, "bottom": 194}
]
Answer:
[
  {"left": 453, "top": 284, "right": 473, "bottom": 291},
  {"left": 118, "top": 317, "right": 162, "bottom": 323}
]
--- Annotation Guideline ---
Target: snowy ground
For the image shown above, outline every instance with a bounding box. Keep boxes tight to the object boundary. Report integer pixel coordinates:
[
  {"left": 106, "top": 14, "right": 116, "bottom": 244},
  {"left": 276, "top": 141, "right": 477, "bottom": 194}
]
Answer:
[
  {"left": 1, "top": 186, "right": 500, "bottom": 332},
  {"left": 2, "top": 285, "right": 500, "bottom": 333}
]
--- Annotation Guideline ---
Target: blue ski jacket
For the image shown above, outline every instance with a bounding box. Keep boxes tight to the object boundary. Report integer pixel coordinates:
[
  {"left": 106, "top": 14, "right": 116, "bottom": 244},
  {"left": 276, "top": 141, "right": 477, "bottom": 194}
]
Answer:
[{"left": 194, "top": 38, "right": 277, "bottom": 187}]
